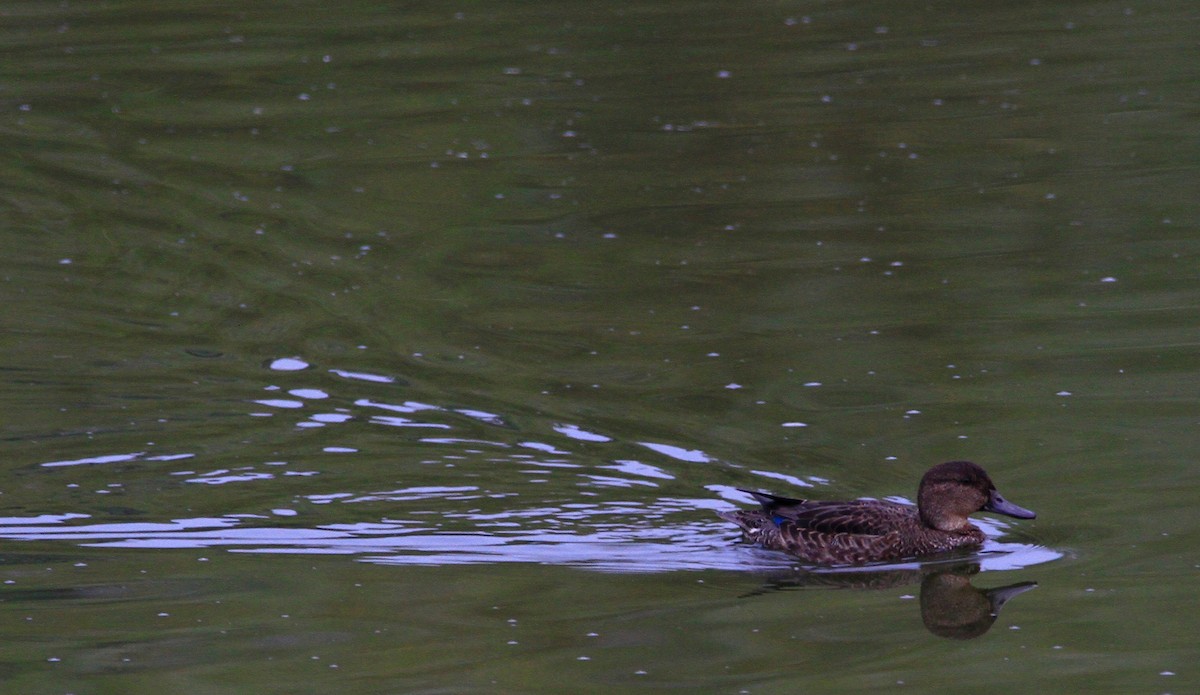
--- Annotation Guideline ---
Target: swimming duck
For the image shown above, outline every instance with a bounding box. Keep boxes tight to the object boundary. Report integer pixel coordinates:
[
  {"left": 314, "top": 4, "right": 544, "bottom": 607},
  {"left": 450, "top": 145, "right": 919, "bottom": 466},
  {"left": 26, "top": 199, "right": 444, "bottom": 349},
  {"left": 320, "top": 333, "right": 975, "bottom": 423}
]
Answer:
[{"left": 719, "top": 461, "right": 1036, "bottom": 565}]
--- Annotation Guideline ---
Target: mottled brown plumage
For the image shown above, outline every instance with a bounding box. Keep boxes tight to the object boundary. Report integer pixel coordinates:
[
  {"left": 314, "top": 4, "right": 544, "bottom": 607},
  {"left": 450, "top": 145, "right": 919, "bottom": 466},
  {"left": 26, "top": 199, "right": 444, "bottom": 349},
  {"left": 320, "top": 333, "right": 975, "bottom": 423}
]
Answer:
[{"left": 719, "top": 461, "right": 1036, "bottom": 565}]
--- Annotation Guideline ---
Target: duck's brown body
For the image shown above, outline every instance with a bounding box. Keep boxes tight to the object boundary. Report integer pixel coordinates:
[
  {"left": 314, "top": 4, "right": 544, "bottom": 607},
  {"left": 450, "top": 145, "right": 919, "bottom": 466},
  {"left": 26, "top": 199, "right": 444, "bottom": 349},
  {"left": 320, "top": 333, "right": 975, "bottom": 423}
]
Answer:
[
  {"left": 719, "top": 496, "right": 986, "bottom": 565},
  {"left": 719, "top": 461, "right": 1036, "bottom": 566}
]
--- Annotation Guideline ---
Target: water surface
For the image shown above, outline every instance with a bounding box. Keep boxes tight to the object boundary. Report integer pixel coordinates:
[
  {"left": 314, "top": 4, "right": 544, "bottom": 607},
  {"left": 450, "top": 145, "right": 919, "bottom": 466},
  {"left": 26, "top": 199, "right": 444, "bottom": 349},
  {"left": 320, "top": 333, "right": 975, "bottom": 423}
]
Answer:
[{"left": 1, "top": 0, "right": 1197, "bottom": 692}]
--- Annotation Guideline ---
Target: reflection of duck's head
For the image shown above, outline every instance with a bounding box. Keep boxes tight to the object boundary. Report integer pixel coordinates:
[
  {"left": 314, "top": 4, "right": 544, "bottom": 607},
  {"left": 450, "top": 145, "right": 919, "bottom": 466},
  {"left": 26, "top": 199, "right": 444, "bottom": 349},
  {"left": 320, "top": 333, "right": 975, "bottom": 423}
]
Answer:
[
  {"left": 920, "top": 569, "right": 1038, "bottom": 639},
  {"left": 917, "top": 461, "right": 1037, "bottom": 532}
]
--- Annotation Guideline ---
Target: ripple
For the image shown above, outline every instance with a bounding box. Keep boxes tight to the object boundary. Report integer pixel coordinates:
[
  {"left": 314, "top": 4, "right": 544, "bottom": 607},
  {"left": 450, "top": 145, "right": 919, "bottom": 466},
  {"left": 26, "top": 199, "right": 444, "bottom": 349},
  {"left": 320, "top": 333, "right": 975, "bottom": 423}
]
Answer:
[
  {"left": 0, "top": 505, "right": 1059, "bottom": 575},
  {"left": 186, "top": 470, "right": 276, "bottom": 485},
  {"left": 254, "top": 398, "right": 305, "bottom": 408},
  {"left": 329, "top": 368, "right": 396, "bottom": 384},
  {"left": 40, "top": 451, "right": 196, "bottom": 468},
  {"left": 638, "top": 442, "right": 716, "bottom": 463},
  {"left": 747, "top": 469, "right": 823, "bottom": 488},
  {"left": 600, "top": 459, "right": 675, "bottom": 480},
  {"left": 554, "top": 423, "right": 613, "bottom": 442},
  {"left": 21, "top": 356, "right": 1060, "bottom": 578}
]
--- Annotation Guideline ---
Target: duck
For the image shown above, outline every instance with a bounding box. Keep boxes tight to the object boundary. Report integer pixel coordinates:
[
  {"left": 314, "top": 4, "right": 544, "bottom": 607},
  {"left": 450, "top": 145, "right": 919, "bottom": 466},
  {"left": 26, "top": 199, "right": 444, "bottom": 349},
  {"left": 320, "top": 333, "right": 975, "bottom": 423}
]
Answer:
[{"left": 718, "top": 460, "right": 1036, "bottom": 565}]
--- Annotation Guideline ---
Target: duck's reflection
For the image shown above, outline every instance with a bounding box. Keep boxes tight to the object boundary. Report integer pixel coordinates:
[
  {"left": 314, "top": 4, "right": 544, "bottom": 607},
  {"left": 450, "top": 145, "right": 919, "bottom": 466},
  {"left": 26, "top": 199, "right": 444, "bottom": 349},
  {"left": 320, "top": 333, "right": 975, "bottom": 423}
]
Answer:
[
  {"left": 918, "top": 567, "right": 1036, "bottom": 639},
  {"left": 749, "top": 563, "right": 1036, "bottom": 639}
]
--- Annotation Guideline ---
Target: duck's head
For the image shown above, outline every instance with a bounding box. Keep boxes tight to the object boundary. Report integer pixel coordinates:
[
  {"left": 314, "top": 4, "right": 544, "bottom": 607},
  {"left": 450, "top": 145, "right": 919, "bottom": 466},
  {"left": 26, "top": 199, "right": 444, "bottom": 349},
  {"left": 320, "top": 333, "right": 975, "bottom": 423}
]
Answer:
[{"left": 917, "top": 461, "right": 1036, "bottom": 532}]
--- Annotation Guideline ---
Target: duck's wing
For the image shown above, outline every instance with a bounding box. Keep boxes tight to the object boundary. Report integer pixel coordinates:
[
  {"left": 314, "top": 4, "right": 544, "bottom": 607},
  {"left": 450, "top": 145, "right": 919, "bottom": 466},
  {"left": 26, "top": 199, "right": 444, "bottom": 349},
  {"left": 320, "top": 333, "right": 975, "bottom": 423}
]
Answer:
[
  {"left": 772, "top": 500, "right": 915, "bottom": 537},
  {"left": 723, "top": 494, "right": 918, "bottom": 564}
]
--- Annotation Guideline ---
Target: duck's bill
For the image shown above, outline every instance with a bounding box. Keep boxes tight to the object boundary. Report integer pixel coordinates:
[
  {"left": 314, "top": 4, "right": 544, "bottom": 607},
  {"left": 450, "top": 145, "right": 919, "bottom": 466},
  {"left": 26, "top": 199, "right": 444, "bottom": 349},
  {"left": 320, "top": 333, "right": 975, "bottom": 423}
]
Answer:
[
  {"left": 984, "top": 490, "right": 1037, "bottom": 519},
  {"left": 985, "top": 581, "right": 1038, "bottom": 611}
]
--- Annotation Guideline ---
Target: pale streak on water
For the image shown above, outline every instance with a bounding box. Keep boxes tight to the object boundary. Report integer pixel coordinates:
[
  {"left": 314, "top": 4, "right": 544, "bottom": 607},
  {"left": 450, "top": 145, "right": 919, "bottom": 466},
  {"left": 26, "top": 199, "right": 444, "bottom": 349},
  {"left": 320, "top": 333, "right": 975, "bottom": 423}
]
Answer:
[
  {"left": 0, "top": 510, "right": 1058, "bottom": 574},
  {"left": 14, "top": 355, "right": 1059, "bottom": 574}
]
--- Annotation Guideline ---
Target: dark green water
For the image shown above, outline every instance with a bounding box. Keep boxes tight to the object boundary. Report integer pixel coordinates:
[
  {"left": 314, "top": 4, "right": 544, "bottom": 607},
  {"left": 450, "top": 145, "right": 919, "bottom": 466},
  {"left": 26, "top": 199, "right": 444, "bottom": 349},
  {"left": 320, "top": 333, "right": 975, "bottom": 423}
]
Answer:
[{"left": 2, "top": 0, "right": 1197, "bottom": 692}]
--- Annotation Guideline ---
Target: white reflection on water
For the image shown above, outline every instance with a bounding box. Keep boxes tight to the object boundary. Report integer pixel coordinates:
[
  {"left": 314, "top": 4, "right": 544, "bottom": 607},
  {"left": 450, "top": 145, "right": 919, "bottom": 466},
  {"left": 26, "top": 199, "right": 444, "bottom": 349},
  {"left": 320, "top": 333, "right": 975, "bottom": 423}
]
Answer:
[
  {"left": 553, "top": 423, "right": 612, "bottom": 442},
  {"left": 355, "top": 398, "right": 441, "bottom": 413},
  {"left": 40, "top": 451, "right": 196, "bottom": 468},
  {"left": 518, "top": 441, "right": 571, "bottom": 455},
  {"left": 0, "top": 505, "right": 1060, "bottom": 574},
  {"left": 638, "top": 442, "right": 716, "bottom": 463},
  {"left": 369, "top": 415, "right": 451, "bottom": 428},
  {"left": 747, "top": 469, "right": 820, "bottom": 488},
  {"left": 601, "top": 459, "right": 675, "bottom": 480},
  {"left": 186, "top": 470, "right": 275, "bottom": 484},
  {"left": 254, "top": 398, "right": 304, "bottom": 408},
  {"left": 329, "top": 368, "right": 395, "bottom": 383}
]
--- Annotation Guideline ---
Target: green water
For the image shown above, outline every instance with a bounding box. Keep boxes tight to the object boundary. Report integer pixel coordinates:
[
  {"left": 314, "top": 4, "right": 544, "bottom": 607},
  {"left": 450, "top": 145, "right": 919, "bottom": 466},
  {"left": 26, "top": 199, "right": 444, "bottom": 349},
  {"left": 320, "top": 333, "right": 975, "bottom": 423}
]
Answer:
[{"left": 2, "top": 0, "right": 1197, "bottom": 692}]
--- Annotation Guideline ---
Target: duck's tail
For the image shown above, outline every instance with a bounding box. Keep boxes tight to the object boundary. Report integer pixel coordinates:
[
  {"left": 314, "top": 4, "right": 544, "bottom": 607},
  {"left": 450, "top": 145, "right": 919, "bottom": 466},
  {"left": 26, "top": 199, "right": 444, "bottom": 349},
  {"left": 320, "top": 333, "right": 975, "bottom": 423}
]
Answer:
[
  {"left": 717, "top": 509, "right": 763, "bottom": 538},
  {"left": 738, "top": 488, "right": 807, "bottom": 510}
]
